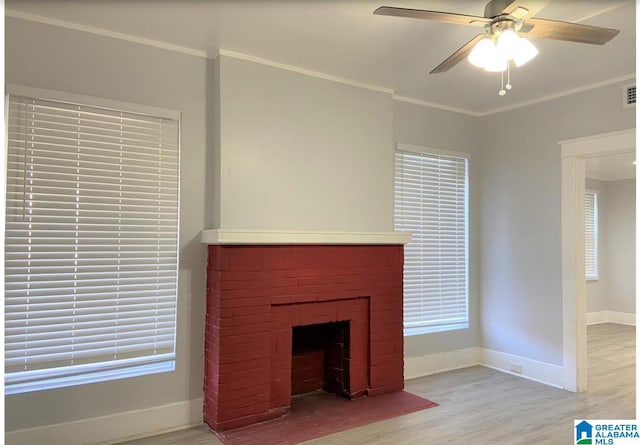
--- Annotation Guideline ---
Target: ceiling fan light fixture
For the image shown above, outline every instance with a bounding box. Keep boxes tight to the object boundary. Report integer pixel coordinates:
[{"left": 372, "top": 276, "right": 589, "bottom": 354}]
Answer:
[{"left": 513, "top": 37, "right": 539, "bottom": 67}]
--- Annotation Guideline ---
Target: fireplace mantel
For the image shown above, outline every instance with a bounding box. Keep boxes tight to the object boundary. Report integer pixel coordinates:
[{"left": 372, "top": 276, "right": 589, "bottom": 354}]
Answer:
[{"left": 200, "top": 229, "right": 411, "bottom": 245}]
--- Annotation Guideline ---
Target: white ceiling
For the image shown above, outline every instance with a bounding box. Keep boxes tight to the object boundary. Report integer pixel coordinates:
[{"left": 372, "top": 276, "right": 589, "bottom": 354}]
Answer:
[
  {"left": 585, "top": 152, "right": 636, "bottom": 181},
  {"left": 5, "top": 0, "right": 636, "bottom": 114}
]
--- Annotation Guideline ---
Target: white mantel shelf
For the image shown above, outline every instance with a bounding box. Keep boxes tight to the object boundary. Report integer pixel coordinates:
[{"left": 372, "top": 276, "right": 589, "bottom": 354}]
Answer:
[{"left": 200, "top": 229, "right": 412, "bottom": 245}]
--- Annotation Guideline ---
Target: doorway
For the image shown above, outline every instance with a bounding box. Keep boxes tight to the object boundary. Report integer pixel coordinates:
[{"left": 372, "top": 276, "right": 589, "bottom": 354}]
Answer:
[{"left": 560, "top": 128, "right": 635, "bottom": 392}]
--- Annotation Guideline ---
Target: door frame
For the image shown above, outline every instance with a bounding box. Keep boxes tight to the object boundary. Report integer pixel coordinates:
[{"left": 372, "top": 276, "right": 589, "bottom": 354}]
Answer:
[{"left": 560, "top": 128, "right": 635, "bottom": 392}]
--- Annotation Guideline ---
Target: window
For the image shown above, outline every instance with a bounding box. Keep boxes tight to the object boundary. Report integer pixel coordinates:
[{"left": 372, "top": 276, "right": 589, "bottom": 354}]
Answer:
[
  {"left": 394, "top": 145, "right": 469, "bottom": 335},
  {"left": 5, "top": 91, "right": 180, "bottom": 394},
  {"left": 585, "top": 190, "right": 599, "bottom": 280}
]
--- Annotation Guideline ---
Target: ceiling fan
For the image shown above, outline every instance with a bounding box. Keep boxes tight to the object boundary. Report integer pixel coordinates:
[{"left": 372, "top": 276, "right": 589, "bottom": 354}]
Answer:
[{"left": 374, "top": 0, "right": 620, "bottom": 88}]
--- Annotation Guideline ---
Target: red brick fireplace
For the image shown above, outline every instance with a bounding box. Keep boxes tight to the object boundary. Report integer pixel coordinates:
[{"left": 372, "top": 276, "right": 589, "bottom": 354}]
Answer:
[{"left": 203, "top": 240, "right": 406, "bottom": 431}]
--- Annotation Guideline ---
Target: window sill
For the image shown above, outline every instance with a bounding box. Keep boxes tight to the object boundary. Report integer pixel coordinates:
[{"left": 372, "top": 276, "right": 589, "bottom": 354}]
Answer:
[
  {"left": 5, "top": 360, "right": 175, "bottom": 395},
  {"left": 404, "top": 323, "right": 469, "bottom": 337}
]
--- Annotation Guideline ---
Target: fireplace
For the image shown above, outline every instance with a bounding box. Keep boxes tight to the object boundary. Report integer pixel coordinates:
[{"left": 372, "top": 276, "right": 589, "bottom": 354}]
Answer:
[
  {"left": 202, "top": 234, "right": 408, "bottom": 432},
  {"left": 291, "top": 321, "right": 350, "bottom": 397}
]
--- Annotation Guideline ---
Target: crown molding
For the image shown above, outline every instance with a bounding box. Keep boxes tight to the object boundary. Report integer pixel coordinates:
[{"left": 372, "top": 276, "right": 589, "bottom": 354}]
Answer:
[
  {"left": 571, "top": 1, "right": 632, "bottom": 23},
  {"left": 478, "top": 74, "right": 637, "bottom": 116},
  {"left": 217, "top": 49, "right": 394, "bottom": 95},
  {"left": 6, "top": 9, "right": 209, "bottom": 58},
  {"left": 392, "top": 95, "right": 481, "bottom": 117}
]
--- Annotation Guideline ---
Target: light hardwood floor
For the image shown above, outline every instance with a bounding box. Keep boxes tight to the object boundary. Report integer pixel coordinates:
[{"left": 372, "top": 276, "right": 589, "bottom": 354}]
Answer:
[{"left": 120, "top": 323, "right": 635, "bottom": 445}]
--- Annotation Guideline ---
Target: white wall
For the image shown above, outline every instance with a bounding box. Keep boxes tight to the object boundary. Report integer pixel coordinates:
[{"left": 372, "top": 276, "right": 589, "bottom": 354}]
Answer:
[
  {"left": 605, "top": 179, "right": 636, "bottom": 314},
  {"left": 216, "top": 56, "right": 394, "bottom": 232},
  {"left": 585, "top": 178, "right": 608, "bottom": 312},
  {"left": 393, "top": 101, "right": 482, "bottom": 358},
  {"left": 5, "top": 17, "right": 208, "bottom": 433},
  {"left": 478, "top": 81, "right": 635, "bottom": 366}
]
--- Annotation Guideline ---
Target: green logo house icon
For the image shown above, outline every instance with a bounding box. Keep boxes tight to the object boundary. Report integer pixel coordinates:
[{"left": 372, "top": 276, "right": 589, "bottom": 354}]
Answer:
[{"left": 576, "top": 421, "right": 593, "bottom": 445}]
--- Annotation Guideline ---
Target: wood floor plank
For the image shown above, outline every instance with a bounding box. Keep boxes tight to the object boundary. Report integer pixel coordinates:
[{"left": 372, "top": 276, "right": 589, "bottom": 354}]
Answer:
[{"left": 118, "top": 323, "right": 635, "bottom": 444}]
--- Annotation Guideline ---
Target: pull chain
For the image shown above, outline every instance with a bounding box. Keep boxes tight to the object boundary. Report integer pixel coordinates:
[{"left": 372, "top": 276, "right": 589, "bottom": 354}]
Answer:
[{"left": 498, "top": 62, "right": 513, "bottom": 96}]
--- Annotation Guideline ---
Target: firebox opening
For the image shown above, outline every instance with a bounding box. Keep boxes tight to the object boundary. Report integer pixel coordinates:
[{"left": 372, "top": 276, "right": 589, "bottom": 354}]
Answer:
[{"left": 291, "top": 321, "right": 350, "bottom": 399}]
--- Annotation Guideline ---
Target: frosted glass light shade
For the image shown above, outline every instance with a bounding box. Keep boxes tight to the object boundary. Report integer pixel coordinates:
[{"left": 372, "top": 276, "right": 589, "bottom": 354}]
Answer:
[
  {"left": 496, "top": 29, "right": 520, "bottom": 60},
  {"left": 468, "top": 38, "right": 494, "bottom": 68},
  {"left": 513, "top": 37, "right": 539, "bottom": 66},
  {"left": 468, "top": 37, "right": 507, "bottom": 72},
  {"left": 482, "top": 44, "right": 507, "bottom": 72},
  {"left": 483, "top": 54, "right": 507, "bottom": 72}
]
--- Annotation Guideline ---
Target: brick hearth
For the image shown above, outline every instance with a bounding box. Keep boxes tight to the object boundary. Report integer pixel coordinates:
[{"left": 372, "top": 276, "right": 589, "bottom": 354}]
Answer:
[{"left": 204, "top": 244, "right": 404, "bottom": 431}]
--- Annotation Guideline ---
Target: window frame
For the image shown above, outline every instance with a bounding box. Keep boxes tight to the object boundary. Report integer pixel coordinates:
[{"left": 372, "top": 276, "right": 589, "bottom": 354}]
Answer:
[
  {"left": 4, "top": 84, "right": 182, "bottom": 394},
  {"left": 394, "top": 143, "right": 470, "bottom": 336}
]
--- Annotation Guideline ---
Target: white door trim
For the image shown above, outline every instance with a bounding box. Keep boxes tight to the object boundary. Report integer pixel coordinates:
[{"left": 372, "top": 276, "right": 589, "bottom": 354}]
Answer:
[{"left": 559, "top": 128, "right": 635, "bottom": 392}]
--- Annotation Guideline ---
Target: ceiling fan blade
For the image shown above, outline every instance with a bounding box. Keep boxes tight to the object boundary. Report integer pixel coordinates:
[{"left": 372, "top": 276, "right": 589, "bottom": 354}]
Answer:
[
  {"left": 430, "top": 34, "right": 485, "bottom": 74},
  {"left": 498, "top": 0, "right": 549, "bottom": 20},
  {"left": 374, "top": 6, "right": 490, "bottom": 27},
  {"left": 522, "top": 18, "right": 620, "bottom": 44}
]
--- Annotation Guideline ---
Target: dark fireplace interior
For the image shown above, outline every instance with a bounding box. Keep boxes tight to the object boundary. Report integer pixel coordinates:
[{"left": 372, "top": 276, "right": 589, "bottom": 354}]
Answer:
[{"left": 291, "top": 321, "right": 350, "bottom": 399}]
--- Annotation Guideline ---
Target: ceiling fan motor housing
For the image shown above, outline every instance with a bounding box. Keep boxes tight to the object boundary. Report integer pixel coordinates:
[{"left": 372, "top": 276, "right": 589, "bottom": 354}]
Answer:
[
  {"left": 484, "top": 0, "right": 519, "bottom": 18},
  {"left": 488, "top": 18, "right": 521, "bottom": 37}
]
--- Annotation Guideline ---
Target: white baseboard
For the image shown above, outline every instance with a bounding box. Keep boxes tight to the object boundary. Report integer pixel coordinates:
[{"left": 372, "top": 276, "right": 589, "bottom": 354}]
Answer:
[
  {"left": 587, "top": 311, "right": 607, "bottom": 325},
  {"left": 587, "top": 310, "right": 635, "bottom": 326},
  {"left": 480, "top": 348, "right": 564, "bottom": 389},
  {"left": 405, "top": 347, "right": 563, "bottom": 389},
  {"left": 5, "top": 398, "right": 204, "bottom": 445},
  {"left": 404, "top": 347, "right": 481, "bottom": 380}
]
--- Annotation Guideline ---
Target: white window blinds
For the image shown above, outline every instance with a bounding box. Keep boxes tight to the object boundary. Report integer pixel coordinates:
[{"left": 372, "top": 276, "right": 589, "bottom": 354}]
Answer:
[
  {"left": 585, "top": 190, "right": 599, "bottom": 280},
  {"left": 394, "top": 147, "right": 469, "bottom": 335},
  {"left": 5, "top": 94, "right": 180, "bottom": 394}
]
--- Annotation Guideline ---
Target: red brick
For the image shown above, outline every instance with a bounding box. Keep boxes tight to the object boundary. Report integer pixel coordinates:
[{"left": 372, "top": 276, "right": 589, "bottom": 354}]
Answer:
[
  {"left": 370, "top": 338, "right": 403, "bottom": 356},
  {"left": 218, "top": 386, "right": 267, "bottom": 402},
  {"left": 220, "top": 337, "right": 270, "bottom": 357},
  {"left": 218, "top": 312, "right": 271, "bottom": 328},
  {"left": 219, "top": 289, "right": 273, "bottom": 302},
  {"left": 218, "top": 399, "right": 270, "bottom": 421},
  {"left": 218, "top": 368, "right": 266, "bottom": 384},
  {"left": 214, "top": 409, "right": 283, "bottom": 431},
  {"left": 218, "top": 358, "right": 268, "bottom": 375},
  {"left": 271, "top": 293, "right": 318, "bottom": 306},
  {"left": 271, "top": 378, "right": 291, "bottom": 407},
  {"left": 271, "top": 329, "right": 291, "bottom": 354},
  {"left": 218, "top": 322, "right": 271, "bottom": 337},
  {"left": 349, "top": 364, "right": 369, "bottom": 392},
  {"left": 220, "top": 270, "right": 263, "bottom": 282},
  {"left": 203, "top": 244, "right": 406, "bottom": 432},
  {"left": 218, "top": 351, "right": 247, "bottom": 365},
  {"left": 370, "top": 361, "right": 404, "bottom": 387},
  {"left": 367, "top": 382, "right": 404, "bottom": 396}
]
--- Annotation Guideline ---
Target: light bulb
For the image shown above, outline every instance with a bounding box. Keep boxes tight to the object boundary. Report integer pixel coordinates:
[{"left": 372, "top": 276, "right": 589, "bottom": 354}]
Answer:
[
  {"left": 496, "top": 29, "right": 520, "bottom": 61},
  {"left": 468, "top": 38, "right": 494, "bottom": 68},
  {"left": 513, "top": 37, "right": 539, "bottom": 67}
]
